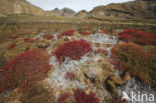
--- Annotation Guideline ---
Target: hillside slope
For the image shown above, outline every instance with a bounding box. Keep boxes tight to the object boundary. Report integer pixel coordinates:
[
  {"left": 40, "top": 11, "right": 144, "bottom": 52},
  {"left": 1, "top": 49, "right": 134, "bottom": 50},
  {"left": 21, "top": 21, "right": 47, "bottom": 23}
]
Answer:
[
  {"left": 0, "top": 0, "right": 54, "bottom": 16},
  {"left": 75, "top": 0, "right": 156, "bottom": 22},
  {"left": 51, "top": 8, "right": 76, "bottom": 18}
]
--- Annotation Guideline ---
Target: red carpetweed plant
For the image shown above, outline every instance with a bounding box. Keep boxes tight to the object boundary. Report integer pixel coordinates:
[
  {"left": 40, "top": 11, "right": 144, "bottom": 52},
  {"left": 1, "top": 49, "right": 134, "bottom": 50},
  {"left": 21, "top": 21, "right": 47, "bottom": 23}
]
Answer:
[
  {"left": 58, "top": 93, "right": 72, "bottom": 103},
  {"left": 45, "top": 34, "right": 54, "bottom": 40},
  {"left": 9, "top": 43, "right": 16, "bottom": 49},
  {"left": 0, "top": 48, "right": 51, "bottom": 93},
  {"left": 111, "top": 43, "right": 155, "bottom": 83},
  {"left": 74, "top": 89, "right": 100, "bottom": 103},
  {"left": 80, "top": 31, "right": 90, "bottom": 35},
  {"left": 65, "top": 72, "right": 76, "bottom": 81},
  {"left": 103, "top": 31, "right": 110, "bottom": 34},
  {"left": 119, "top": 29, "right": 156, "bottom": 45},
  {"left": 24, "top": 38, "right": 35, "bottom": 43},
  {"left": 11, "top": 36, "right": 18, "bottom": 39},
  {"left": 55, "top": 40, "right": 92, "bottom": 63},
  {"left": 57, "top": 34, "right": 63, "bottom": 39},
  {"left": 61, "top": 30, "right": 75, "bottom": 36}
]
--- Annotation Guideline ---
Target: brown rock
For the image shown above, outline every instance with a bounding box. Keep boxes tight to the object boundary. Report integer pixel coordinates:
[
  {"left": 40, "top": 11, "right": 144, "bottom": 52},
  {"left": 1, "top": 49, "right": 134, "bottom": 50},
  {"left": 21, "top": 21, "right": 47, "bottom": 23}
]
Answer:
[
  {"left": 123, "top": 72, "right": 131, "bottom": 81},
  {"left": 63, "top": 37, "right": 70, "bottom": 41},
  {"left": 107, "top": 80, "right": 117, "bottom": 93},
  {"left": 110, "top": 76, "right": 125, "bottom": 86},
  {"left": 95, "top": 43, "right": 100, "bottom": 47},
  {"left": 105, "top": 96, "right": 111, "bottom": 102}
]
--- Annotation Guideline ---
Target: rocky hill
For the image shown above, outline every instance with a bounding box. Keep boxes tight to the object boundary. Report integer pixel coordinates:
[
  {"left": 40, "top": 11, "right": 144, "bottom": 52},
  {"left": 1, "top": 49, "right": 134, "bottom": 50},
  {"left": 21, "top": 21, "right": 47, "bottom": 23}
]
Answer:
[
  {"left": 80, "top": 0, "right": 156, "bottom": 22},
  {"left": 51, "top": 8, "right": 76, "bottom": 18},
  {"left": 0, "top": 0, "right": 155, "bottom": 22},
  {"left": 74, "top": 10, "right": 88, "bottom": 18},
  {"left": 0, "top": 0, "right": 49, "bottom": 16}
]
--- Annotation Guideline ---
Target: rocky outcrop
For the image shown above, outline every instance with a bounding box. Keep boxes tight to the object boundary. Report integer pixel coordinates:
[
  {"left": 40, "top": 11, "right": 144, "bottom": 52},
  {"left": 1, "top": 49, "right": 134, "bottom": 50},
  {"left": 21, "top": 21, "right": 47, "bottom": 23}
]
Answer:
[
  {"left": 74, "top": 10, "right": 88, "bottom": 18},
  {"left": 51, "top": 8, "right": 76, "bottom": 18},
  {"left": 0, "top": 0, "right": 47, "bottom": 16},
  {"left": 77, "top": 0, "right": 156, "bottom": 22}
]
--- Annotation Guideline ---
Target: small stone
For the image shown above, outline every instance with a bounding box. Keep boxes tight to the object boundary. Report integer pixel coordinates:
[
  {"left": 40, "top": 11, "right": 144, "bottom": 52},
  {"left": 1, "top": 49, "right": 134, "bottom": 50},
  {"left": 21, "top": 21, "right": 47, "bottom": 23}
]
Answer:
[
  {"left": 101, "top": 50, "right": 108, "bottom": 56},
  {"left": 123, "top": 72, "right": 131, "bottom": 81},
  {"left": 86, "top": 79, "right": 91, "bottom": 84},
  {"left": 76, "top": 72, "right": 86, "bottom": 83},
  {"left": 107, "top": 80, "right": 117, "bottom": 93},
  {"left": 85, "top": 87, "right": 92, "bottom": 95},
  {"left": 110, "top": 76, "right": 125, "bottom": 86},
  {"left": 87, "top": 54, "right": 93, "bottom": 58},
  {"left": 108, "top": 66, "right": 114, "bottom": 72},
  {"left": 95, "top": 43, "right": 100, "bottom": 47},
  {"left": 105, "top": 96, "right": 111, "bottom": 102},
  {"left": 63, "top": 37, "right": 70, "bottom": 41}
]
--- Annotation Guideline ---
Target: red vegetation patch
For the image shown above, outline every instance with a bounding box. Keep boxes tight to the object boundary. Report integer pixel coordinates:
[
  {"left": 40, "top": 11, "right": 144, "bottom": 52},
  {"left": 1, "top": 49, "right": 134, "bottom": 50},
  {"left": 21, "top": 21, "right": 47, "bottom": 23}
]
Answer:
[
  {"left": 119, "top": 29, "right": 156, "bottom": 45},
  {"left": 0, "top": 48, "right": 51, "bottom": 93},
  {"left": 65, "top": 72, "right": 76, "bottom": 81},
  {"left": 55, "top": 40, "right": 92, "bottom": 63},
  {"left": 61, "top": 30, "right": 75, "bottom": 36},
  {"left": 74, "top": 89, "right": 100, "bottom": 103},
  {"left": 45, "top": 34, "right": 54, "bottom": 40},
  {"left": 9, "top": 43, "right": 16, "bottom": 49},
  {"left": 103, "top": 31, "right": 110, "bottom": 34},
  {"left": 58, "top": 93, "right": 72, "bottom": 103},
  {"left": 95, "top": 48, "right": 105, "bottom": 53},
  {"left": 24, "top": 38, "right": 35, "bottom": 43},
  {"left": 57, "top": 34, "right": 63, "bottom": 39},
  {"left": 111, "top": 43, "right": 155, "bottom": 83},
  {"left": 11, "top": 36, "right": 19, "bottom": 39},
  {"left": 80, "top": 31, "right": 90, "bottom": 35}
]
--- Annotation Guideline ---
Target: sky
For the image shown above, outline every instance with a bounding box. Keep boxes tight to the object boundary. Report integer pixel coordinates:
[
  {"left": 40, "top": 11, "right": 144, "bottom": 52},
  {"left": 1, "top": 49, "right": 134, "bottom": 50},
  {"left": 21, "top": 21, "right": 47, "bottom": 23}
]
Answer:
[{"left": 26, "top": 0, "right": 133, "bottom": 12}]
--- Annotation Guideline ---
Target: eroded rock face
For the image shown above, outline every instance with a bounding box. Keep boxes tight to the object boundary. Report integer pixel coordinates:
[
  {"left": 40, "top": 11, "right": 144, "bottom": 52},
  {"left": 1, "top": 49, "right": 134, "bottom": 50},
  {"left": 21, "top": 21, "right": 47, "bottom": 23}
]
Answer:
[
  {"left": 74, "top": 10, "right": 88, "bottom": 18},
  {"left": 51, "top": 8, "right": 76, "bottom": 18},
  {"left": 0, "top": 0, "right": 46, "bottom": 16}
]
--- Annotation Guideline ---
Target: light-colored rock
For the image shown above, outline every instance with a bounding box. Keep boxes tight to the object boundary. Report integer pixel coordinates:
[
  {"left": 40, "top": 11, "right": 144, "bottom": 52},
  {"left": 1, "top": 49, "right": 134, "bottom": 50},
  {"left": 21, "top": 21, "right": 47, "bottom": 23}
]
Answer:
[
  {"left": 76, "top": 71, "right": 87, "bottom": 84},
  {"left": 105, "top": 96, "right": 112, "bottom": 102}
]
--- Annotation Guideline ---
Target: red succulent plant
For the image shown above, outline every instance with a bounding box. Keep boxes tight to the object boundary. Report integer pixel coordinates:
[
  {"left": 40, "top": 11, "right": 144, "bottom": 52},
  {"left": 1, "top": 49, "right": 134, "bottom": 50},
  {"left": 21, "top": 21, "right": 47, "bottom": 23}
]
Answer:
[
  {"left": 61, "top": 30, "right": 75, "bottom": 36},
  {"left": 74, "top": 89, "right": 100, "bottom": 103},
  {"left": 119, "top": 29, "right": 156, "bottom": 45},
  {"left": 57, "top": 34, "right": 63, "bottom": 39},
  {"left": 58, "top": 93, "right": 72, "bottom": 103},
  {"left": 65, "top": 72, "right": 76, "bottom": 81},
  {"left": 103, "top": 31, "right": 110, "bottom": 34},
  {"left": 24, "top": 38, "right": 35, "bottom": 43},
  {"left": 9, "top": 43, "right": 16, "bottom": 49},
  {"left": 0, "top": 48, "right": 51, "bottom": 93},
  {"left": 45, "top": 34, "right": 54, "bottom": 40},
  {"left": 80, "top": 31, "right": 90, "bottom": 35},
  {"left": 11, "top": 36, "right": 19, "bottom": 39},
  {"left": 55, "top": 39, "right": 93, "bottom": 63}
]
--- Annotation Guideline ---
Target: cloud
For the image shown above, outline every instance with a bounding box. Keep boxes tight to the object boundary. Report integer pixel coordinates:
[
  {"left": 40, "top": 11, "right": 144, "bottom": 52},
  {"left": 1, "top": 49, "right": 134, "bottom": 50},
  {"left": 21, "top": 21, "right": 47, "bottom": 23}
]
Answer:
[{"left": 26, "top": 0, "right": 133, "bottom": 12}]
